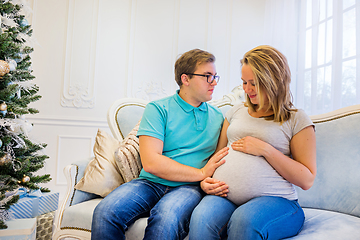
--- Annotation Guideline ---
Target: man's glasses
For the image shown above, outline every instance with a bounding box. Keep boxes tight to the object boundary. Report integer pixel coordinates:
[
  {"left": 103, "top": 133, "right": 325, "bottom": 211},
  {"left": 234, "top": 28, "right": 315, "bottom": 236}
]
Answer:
[{"left": 185, "top": 73, "right": 220, "bottom": 84}]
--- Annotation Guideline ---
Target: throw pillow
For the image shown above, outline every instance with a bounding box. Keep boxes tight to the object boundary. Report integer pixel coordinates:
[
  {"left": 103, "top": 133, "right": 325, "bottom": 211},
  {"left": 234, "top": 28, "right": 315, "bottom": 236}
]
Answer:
[
  {"left": 74, "top": 129, "right": 124, "bottom": 197},
  {"left": 115, "top": 121, "right": 142, "bottom": 182}
]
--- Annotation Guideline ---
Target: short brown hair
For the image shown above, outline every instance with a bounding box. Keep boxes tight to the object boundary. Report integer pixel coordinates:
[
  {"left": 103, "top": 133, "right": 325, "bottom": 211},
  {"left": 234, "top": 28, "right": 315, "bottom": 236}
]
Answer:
[{"left": 174, "top": 49, "right": 215, "bottom": 87}]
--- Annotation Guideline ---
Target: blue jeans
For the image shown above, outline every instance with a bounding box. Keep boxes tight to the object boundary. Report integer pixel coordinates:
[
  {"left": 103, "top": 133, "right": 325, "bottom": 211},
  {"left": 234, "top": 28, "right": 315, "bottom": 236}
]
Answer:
[
  {"left": 189, "top": 195, "right": 304, "bottom": 240},
  {"left": 91, "top": 178, "right": 204, "bottom": 240}
]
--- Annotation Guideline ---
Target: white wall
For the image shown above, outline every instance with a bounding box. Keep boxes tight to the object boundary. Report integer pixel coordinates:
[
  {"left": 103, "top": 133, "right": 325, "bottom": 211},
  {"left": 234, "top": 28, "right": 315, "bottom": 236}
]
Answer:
[{"left": 26, "top": 0, "right": 266, "bottom": 197}]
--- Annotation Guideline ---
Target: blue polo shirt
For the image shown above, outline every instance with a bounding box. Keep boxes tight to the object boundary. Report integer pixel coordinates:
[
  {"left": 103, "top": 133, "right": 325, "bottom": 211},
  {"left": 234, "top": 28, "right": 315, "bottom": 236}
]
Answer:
[{"left": 136, "top": 91, "right": 224, "bottom": 187}]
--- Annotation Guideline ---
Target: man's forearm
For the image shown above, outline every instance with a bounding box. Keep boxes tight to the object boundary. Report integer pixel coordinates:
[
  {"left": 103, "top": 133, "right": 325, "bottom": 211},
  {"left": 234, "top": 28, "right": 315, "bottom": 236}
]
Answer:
[{"left": 141, "top": 153, "right": 206, "bottom": 182}]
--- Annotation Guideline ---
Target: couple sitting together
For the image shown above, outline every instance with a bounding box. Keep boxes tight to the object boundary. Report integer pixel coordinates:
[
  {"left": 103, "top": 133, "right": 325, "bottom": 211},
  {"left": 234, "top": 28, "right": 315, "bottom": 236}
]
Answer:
[{"left": 91, "top": 45, "right": 317, "bottom": 240}]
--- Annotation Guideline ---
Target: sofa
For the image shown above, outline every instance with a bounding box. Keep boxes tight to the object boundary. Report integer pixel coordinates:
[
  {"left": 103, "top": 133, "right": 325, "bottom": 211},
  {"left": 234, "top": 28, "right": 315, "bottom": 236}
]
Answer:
[{"left": 52, "top": 87, "right": 360, "bottom": 240}]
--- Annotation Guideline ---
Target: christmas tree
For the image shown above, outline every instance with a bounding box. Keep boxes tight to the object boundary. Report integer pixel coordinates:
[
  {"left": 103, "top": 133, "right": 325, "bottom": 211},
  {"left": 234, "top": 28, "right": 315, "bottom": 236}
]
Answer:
[{"left": 0, "top": 0, "right": 51, "bottom": 229}]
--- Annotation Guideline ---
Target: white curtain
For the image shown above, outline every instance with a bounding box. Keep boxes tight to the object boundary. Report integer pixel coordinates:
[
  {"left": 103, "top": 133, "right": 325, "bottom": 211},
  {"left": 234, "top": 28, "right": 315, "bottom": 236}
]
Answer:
[
  {"left": 263, "top": 0, "right": 300, "bottom": 108},
  {"left": 264, "top": 0, "right": 359, "bottom": 115}
]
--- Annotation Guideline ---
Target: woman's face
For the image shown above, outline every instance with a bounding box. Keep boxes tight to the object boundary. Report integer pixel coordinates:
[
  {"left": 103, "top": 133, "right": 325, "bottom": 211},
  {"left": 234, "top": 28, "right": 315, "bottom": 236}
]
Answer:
[
  {"left": 241, "top": 64, "right": 270, "bottom": 107},
  {"left": 241, "top": 64, "right": 260, "bottom": 105}
]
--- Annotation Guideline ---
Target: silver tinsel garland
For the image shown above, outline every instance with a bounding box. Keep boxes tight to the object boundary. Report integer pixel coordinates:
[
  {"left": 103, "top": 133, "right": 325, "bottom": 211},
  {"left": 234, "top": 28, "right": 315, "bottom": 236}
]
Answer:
[
  {"left": 0, "top": 188, "right": 20, "bottom": 222},
  {"left": 0, "top": 208, "right": 11, "bottom": 222}
]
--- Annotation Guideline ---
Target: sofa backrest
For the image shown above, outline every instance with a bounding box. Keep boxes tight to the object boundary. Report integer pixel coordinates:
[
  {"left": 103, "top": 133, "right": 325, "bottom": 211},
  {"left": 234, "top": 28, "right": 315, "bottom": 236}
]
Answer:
[
  {"left": 296, "top": 104, "right": 360, "bottom": 218},
  {"left": 107, "top": 98, "right": 148, "bottom": 141}
]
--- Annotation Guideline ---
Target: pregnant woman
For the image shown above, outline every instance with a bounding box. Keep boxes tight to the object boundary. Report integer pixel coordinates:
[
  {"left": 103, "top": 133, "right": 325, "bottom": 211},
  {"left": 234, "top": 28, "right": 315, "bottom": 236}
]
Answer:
[{"left": 189, "top": 45, "right": 317, "bottom": 240}]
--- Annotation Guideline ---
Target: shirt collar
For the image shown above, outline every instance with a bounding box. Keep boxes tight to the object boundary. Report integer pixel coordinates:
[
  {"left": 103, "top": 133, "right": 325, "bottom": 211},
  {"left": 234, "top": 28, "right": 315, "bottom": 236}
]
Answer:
[{"left": 174, "top": 90, "right": 207, "bottom": 112}]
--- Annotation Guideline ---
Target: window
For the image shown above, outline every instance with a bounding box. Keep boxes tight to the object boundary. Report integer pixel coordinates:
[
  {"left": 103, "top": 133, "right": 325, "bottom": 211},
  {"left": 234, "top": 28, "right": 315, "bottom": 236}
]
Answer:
[{"left": 297, "top": 0, "right": 359, "bottom": 114}]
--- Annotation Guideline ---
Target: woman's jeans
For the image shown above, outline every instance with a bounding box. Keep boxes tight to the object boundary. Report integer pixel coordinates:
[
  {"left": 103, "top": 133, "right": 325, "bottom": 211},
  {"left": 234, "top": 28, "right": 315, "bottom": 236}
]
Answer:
[
  {"left": 91, "top": 178, "right": 204, "bottom": 240},
  {"left": 189, "top": 195, "right": 304, "bottom": 240}
]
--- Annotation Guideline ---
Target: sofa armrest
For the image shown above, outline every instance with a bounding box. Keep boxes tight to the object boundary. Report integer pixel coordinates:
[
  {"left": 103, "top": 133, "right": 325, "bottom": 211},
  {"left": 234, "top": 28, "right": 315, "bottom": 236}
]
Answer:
[
  {"left": 63, "top": 163, "right": 79, "bottom": 208},
  {"left": 53, "top": 158, "right": 100, "bottom": 235},
  {"left": 53, "top": 163, "right": 79, "bottom": 236}
]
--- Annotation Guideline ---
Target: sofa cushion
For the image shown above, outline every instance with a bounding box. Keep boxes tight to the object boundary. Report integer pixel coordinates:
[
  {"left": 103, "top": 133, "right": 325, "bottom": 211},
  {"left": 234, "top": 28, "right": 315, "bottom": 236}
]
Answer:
[
  {"left": 61, "top": 200, "right": 360, "bottom": 240},
  {"left": 61, "top": 198, "right": 102, "bottom": 231},
  {"left": 289, "top": 208, "right": 360, "bottom": 239},
  {"left": 60, "top": 198, "right": 189, "bottom": 240},
  {"left": 74, "top": 129, "right": 124, "bottom": 197},
  {"left": 115, "top": 120, "right": 142, "bottom": 182}
]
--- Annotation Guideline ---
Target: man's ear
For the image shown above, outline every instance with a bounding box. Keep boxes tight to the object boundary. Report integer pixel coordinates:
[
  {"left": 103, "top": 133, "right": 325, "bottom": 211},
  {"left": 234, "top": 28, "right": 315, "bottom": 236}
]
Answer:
[{"left": 181, "top": 74, "right": 190, "bottom": 86}]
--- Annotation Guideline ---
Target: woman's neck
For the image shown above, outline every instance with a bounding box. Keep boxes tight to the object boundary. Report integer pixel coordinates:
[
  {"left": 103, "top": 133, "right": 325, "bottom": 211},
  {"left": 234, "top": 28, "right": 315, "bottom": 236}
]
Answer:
[{"left": 249, "top": 105, "right": 274, "bottom": 118}]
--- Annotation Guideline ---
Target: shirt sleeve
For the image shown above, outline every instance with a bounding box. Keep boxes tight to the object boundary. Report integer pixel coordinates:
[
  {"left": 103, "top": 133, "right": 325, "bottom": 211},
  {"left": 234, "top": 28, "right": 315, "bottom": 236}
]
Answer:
[
  {"left": 137, "top": 102, "right": 166, "bottom": 142},
  {"left": 291, "top": 109, "right": 315, "bottom": 136}
]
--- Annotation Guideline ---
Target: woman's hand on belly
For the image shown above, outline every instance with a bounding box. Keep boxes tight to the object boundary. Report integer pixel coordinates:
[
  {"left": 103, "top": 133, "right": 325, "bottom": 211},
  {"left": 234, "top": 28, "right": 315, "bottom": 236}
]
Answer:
[
  {"left": 200, "top": 177, "right": 229, "bottom": 197},
  {"left": 231, "top": 136, "right": 268, "bottom": 157}
]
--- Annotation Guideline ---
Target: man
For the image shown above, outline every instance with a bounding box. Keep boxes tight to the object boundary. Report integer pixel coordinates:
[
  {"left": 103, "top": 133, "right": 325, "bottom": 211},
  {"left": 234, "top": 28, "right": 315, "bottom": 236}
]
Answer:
[{"left": 91, "top": 49, "right": 228, "bottom": 240}]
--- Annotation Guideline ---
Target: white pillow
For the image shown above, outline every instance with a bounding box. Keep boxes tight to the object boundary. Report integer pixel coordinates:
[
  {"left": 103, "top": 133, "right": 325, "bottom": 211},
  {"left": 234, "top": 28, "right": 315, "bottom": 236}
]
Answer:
[{"left": 75, "top": 129, "right": 124, "bottom": 197}]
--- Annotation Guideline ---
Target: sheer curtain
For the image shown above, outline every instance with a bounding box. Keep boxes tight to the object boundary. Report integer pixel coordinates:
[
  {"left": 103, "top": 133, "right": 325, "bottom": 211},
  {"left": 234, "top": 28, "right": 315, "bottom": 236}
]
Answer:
[
  {"left": 264, "top": 0, "right": 359, "bottom": 115},
  {"left": 263, "top": 0, "right": 299, "bottom": 104}
]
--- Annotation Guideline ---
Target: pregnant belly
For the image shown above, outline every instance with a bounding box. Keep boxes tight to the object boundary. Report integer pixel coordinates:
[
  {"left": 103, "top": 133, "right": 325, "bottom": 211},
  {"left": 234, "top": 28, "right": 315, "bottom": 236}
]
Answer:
[{"left": 212, "top": 149, "right": 295, "bottom": 205}]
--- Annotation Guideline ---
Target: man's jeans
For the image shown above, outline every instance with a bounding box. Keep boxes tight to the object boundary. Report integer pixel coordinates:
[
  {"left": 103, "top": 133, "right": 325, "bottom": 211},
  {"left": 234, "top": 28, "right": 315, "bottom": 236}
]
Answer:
[
  {"left": 189, "top": 195, "right": 304, "bottom": 240},
  {"left": 91, "top": 178, "right": 204, "bottom": 240}
]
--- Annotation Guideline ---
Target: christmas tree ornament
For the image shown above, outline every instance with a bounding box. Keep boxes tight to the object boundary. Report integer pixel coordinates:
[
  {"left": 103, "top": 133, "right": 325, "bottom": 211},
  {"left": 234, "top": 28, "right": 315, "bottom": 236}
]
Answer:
[
  {"left": 0, "top": 60, "right": 10, "bottom": 77},
  {"left": 0, "top": 139, "right": 2, "bottom": 148},
  {"left": 0, "top": 153, "right": 12, "bottom": 166},
  {"left": 8, "top": 59, "right": 17, "bottom": 71},
  {"left": 22, "top": 175, "right": 30, "bottom": 183},
  {"left": 0, "top": 110, "right": 7, "bottom": 117},
  {"left": 19, "top": 18, "right": 29, "bottom": 27},
  {"left": 0, "top": 102, "right": 7, "bottom": 117},
  {"left": 15, "top": 53, "right": 24, "bottom": 63},
  {"left": 0, "top": 102, "right": 7, "bottom": 111}
]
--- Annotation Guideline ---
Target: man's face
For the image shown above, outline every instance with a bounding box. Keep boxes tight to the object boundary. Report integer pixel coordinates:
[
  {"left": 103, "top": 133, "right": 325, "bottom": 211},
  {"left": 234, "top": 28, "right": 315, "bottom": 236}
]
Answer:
[{"left": 187, "top": 62, "right": 218, "bottom": 105}]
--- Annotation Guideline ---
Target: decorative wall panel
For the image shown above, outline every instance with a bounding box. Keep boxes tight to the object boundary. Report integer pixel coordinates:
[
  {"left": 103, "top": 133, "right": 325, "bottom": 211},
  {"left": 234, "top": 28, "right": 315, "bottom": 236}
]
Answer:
[
  {"left": 129, "top": 0, "right": 180, "bottom": 101},
  {"left": 61, "top": 0, "right": 99, "bottom": 108}
]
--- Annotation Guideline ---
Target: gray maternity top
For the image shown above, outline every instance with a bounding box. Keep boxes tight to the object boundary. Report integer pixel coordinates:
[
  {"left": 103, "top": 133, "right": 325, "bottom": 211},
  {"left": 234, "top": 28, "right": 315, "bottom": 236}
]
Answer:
[{"left": 212, "top": 104, "right": 314, "bottom": 205}]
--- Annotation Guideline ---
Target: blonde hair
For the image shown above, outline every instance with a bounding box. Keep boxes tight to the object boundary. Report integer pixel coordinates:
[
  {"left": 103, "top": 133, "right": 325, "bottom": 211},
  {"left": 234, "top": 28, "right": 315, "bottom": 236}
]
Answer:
[
  {"left": 174, "top": 49, "right": 215, "bottom": 87},
  {"left": 241, "top": 45, "right": 296, "bottom": 123}
]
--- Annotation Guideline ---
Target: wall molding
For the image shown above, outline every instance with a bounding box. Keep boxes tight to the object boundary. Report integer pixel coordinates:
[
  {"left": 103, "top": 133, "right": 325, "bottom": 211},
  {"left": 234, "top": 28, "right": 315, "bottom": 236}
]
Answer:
[
  {"left": 26, "top": 115, "right": 108, "bottom": 128},
  {"left": 61, "top": 0, "right": 99, "bottom": 108}
]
